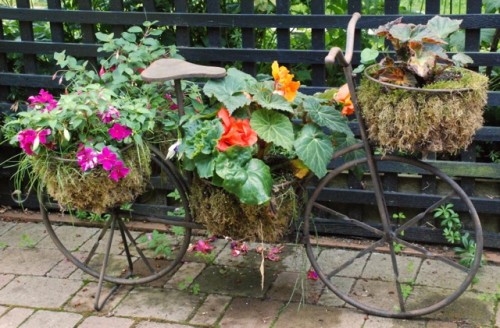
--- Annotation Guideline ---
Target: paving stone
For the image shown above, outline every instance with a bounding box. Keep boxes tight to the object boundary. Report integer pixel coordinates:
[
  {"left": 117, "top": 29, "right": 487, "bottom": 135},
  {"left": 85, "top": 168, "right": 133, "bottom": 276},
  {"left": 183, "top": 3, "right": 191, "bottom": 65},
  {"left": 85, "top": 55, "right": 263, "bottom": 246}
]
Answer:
[
  {"left": 469, "top": 264, "right": 500, "bottom": 293},
  {"left": 0, "top": 308, "right": 35, "bottom": 328},
  {"left": 0, "top": 276, "right": 82, "bottom": 308},
  {"left": 78, "top": 227, "right": 141, "bottom": 255},
  {"left": 67, "top": 254, "right": 132, "bottom": 281},
  {"left": 0, "top": 222, "right": 50, "bottom": 247},
  {"left": 426, "top": 321, "right": 457, "bottom": 328},
  {"left": 19, "top": 310, "right": 83, "bottom": 328},
  {"left": 0, "top": 247, "right": 64, "bottom": 275},
  {"left": 419, "top": 290, "right": 495, "bottom": 326},
  {"left": 317, "top": 277, "right": 356, "bottom": 307},
  {"left": 113, "top": 287, "right": 202, "bottom": 321},
  {"left": 316, "top": 249, "right": 368, "bottom": 278},
  {"left": 0, "top": 274, "right": 15, "bottom": 290},
  {"left": 280, "top": 245, "right": 319, "bottom": 272},
  {"left": 77, "top": 315, "right": 134, "bottom": 328},
  {"left": 164, "top": 261, "right": 206, "bottom": 289},
  {"left": 266, "top": 271, "right": 323, "bottom": 304},
  {"left": 495, "top": 304, "right": 500, "bottom": 328},
  {"left": 415, "top": 259, "right": 468, "bottom": 290},
  {"left": 0, "top": 221, "right": 15, "bottom": 236},
  {"left": 274, "top": 304, "right": 367, "bottom": 328},
  {"left": 195, "top": 265, "right": 277, "bottom": 298},
  {"left": 219, "top": 297, "right": 283, "bottom": 328},
  {"left": 37, "top": 225, "right": 99, "bottom": 251},
  {"left": 135, "top": 322, "right": 197, "bottom": 328},
  {"left": 190, "top": 294, "right": 232, "bottom": 326},
  {"left": 47, "top": 257, "right": 79, "bottom": 279},
  {"left": 363, "top": 315, "right": 425, "bottom": 327},
  {"left": 64, "top": 282, "right": 131, "bottom": 313},
  {"left": 349, "top": 279, "right": 401, "bottom": 311},
  {"left": 361, "top": 253, "right": 422, "bottom": 282},
  {"left": 214, "top": 242, "right": 263, "bottom": 268}
]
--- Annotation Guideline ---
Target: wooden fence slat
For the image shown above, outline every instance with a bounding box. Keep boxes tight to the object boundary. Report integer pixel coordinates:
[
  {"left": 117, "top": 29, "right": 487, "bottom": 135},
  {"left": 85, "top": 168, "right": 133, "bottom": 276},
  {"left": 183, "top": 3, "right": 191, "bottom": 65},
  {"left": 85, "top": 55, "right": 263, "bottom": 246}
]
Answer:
[
  {"left": 311, "top": 0, "right": 326, "bottom": 87},
  {"left": 174, "top": 0, "right": 190, "bottom": 47},
  {"left": 241, "top": 0, "right": 256, "bottom": 76}
]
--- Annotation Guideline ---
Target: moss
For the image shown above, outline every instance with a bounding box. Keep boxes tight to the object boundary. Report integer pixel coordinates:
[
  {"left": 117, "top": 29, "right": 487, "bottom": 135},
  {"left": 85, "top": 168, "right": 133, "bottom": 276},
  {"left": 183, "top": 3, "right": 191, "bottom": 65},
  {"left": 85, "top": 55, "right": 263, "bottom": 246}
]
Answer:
[
  {"left": 32, "top": 146, "right": 151, "bottom": 214},
  {"left": 189, "top": 176, "right": 299, "bottom": 243},
  {"left": 358, "top": 66, "right": 488, "bottom": 154}
]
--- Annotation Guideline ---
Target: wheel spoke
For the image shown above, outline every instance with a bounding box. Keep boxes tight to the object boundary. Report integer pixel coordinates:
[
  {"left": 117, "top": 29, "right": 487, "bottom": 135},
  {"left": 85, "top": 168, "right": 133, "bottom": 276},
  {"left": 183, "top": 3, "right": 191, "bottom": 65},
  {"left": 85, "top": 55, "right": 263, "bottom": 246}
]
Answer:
[
  {"left": 117, "top": 219, "right": 134, "bottom": 274},
  {"left": 394, "top": 237, "right": 470, "bottom": 273},
  {"left": 84, "top": 218, "right": 112, "bottom": 265},
  {"left": 313, "top": 202, "right": 385, "bottom": 237},
  {"left": 326, "top": 238, "right": 386, "bottom": 278},
  {"left": 387, "top": 242, "right": 406, "bottom": 312},
  {"left": 395, "top": 191, "right": 456, "bottom": 234},
  {"left": 118, "top": 220, "right": 156, "bottom": 274}
]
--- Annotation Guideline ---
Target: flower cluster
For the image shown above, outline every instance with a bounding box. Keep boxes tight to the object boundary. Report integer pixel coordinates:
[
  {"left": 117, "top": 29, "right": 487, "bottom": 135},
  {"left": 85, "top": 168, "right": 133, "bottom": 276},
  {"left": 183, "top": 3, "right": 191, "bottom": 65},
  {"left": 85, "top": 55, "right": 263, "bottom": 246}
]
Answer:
[
  {"left": 334, "top": 84, "right": 355, "bottom": 116},
  {"left": 175, "top": 61, "right": 355, "bottom": 205}
]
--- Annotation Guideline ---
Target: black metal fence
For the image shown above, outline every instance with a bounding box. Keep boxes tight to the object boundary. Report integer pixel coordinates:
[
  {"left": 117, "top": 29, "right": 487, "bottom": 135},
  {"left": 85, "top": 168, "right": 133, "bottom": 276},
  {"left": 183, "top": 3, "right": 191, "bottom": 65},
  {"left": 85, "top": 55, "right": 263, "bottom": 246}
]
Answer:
[{"left": 0, "top": 0, "right": 499, "bottom": 245}]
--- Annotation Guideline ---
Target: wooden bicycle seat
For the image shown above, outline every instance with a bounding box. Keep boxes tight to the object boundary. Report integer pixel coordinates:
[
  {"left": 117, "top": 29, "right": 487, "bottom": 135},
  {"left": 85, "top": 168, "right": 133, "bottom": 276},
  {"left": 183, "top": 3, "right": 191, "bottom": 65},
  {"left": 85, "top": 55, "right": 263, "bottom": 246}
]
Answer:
[{"left": 141, "top": 58, "right": 226, "bottom": 82}]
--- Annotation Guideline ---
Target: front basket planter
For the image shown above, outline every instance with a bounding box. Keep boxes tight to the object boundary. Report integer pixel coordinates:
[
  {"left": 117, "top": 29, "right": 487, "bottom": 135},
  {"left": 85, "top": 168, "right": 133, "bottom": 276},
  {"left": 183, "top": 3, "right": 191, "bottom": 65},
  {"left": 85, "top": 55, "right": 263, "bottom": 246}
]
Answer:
[
  {"left": 358, "top": 65, "right": 488, "bottom": 154},
  {"left": 189, "top": 177, "right": 300, "bottom": 243},
  {"left": 33, "top": 146, "right": 151, "bottom": 214}
]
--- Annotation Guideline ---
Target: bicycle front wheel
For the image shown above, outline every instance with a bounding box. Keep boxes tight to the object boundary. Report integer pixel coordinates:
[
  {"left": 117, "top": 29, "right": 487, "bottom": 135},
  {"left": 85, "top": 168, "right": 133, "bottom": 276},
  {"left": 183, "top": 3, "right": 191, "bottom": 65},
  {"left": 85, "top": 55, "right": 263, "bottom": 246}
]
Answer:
[{"left": 303, "top": 155, "right": 483, "bottom": 318}]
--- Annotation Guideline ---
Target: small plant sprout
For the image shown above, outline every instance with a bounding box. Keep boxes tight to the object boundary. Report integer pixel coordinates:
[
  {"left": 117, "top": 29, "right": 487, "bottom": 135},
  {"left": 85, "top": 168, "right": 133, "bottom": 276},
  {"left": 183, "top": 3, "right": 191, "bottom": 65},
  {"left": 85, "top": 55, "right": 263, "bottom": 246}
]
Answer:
[
  {"left": 19, "top": 233, "right": 36, "bottom": 248},
  {"left": 137, "top": 230, "right": 173, "bottom": 258}
]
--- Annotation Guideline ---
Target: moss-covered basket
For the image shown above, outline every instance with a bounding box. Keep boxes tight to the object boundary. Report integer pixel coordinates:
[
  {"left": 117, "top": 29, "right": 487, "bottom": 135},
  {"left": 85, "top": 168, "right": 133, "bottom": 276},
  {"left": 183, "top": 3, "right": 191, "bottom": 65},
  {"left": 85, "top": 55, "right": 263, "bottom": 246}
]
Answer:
[
  {"left": 358, "top": 65, "right": 488, "bottom": 154},
  {"left": 189, "top": 177, "right": 300, "bottom": 243},
  {"left": 32, "top": 146, "right": 151, "bottom": 214}
]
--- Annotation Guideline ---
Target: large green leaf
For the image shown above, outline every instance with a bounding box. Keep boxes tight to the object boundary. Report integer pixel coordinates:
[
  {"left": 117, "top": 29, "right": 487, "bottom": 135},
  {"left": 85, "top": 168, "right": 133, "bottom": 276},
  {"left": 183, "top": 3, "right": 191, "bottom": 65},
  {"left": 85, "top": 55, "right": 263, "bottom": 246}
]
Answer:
[
  {"left": 252, "top": 86, "right": 294, "bottom": 113},
  {"left": 304, "top": 97, "right": 352, "bottom": 136},
  {"left": 294, "top": 125, "right": 333, "bottom": 178},
  {"left": 203, "top": 68, "right": 254, "bottom": 114},
  {"left": 194, "top": 154, "right": 217, "bottom": 178},
  {"left": 215, "top": 147, "right": 272, "bottom": 205},
  {"left": 426, "top": 16, "right": 462, "bottom": 39},
  {"left": 250, "top": 109, "right": 294, "bottom": 150}
]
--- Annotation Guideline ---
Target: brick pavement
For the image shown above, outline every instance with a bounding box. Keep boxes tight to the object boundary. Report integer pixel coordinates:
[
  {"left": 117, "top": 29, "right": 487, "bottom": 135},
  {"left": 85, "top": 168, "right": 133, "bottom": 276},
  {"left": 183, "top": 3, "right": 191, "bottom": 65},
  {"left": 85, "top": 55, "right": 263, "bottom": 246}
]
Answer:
[{"left": 0, "top": 218, "right": 498, "bottom": 328}]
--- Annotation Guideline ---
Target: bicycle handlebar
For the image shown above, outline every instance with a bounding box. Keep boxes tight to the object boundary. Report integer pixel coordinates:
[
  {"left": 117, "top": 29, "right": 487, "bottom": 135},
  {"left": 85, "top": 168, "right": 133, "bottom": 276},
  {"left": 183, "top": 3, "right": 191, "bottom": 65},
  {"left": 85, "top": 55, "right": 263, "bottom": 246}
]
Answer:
[{"left": 325, "top": 12, "right": 361, "bottom": 67}]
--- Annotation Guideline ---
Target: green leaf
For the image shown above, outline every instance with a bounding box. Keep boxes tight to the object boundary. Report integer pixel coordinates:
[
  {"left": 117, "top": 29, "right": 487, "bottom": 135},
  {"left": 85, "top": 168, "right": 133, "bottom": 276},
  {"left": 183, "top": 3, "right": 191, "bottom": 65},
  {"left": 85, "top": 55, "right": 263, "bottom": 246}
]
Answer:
[
  {"left": 294, "top": 125, "right": 333, "bottom": 178},
  {"left": 426, "top": 16, "right": 462, "bottom": 39},
  {"left": 95, "top": 32, "right": 114, "bottom": 42},
  {"left": 194, "top": 154, "right": 216, "bottom": 178},
  {"left": 250, "top": 109, "right": 294, "bottom": 150},
  {"left": 304, "top": 97, "right": 352, "bottom": 136},
  {"left": 127, "top": 26, "right": 143, "bottom": 33},
  {"left": 203, "top": 68, "right": 254, "bottom": 114},
  {"left": 252, "top": 88, "right": 294, "bottom": 113},
  {"left": 215, "top": 147, "right": 271, "bottom": 205},
  {"left": 360, "top": 48, "right": 379, "bottom": 64},
  {"left": 389, "top": 24, "right": 412, "bottom": 42}
]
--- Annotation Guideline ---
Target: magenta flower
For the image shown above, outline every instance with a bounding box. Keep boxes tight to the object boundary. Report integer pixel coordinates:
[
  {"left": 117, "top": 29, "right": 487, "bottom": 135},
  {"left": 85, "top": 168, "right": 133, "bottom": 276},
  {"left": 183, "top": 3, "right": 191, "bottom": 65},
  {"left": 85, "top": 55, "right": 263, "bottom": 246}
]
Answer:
[
  {"left": 307, "top": 269, "right": 319, "bottom": 281},
  {"left": 97, "top": 147, "right": 118, "bottom": 170},
  {"left": 191, "top": 239, "right": 214, "bottom": 254},
  {"left": 108, "top": 160, "right": 130, "bottom": 182},
  {"left": 98, "top": 106, "right": 120, "bottom": 124},
  {"left": 27, "top": 89, "right": 58, "bottom": 112},
  {"left": 18, "top": 129, "right": 37, "bottom": 155},
  {"left": 109, "top": 123, "right": 132, "bottom": 141},
  {"left": 37, "top": 129, "right": 51, "bottom": 144},
  {"left": 76, "top": 147, "right": 98, "bottom": 171}
]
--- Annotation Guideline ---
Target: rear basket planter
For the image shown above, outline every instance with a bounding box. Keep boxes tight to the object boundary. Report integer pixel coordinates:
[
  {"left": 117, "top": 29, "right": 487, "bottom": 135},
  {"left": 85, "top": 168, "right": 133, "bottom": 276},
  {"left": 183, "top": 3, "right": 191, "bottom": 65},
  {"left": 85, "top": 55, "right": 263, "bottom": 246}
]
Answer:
[
  {"left": 189, "top": 176, "right": 300, "bottom": 243},
  {"left": 357, "top": 64, "right": 488, "bottom": 154}
]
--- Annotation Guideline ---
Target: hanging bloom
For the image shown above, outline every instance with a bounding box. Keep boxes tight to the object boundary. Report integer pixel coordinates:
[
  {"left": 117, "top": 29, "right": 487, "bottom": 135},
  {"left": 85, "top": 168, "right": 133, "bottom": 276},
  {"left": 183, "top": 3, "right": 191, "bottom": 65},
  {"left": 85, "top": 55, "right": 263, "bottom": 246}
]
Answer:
[
  {"left": 98, "top": 106, "right": 120, "bottom": 124},
  {"left": 18, "top": 129, "right": 37, "bottom": 155},
  {"left": 108, "top": 123, "right": 132, "bottom": 141},
  {"left": 307, "top": 269, "right": 319, "bottom": 281},
  {"left": 97, "top": 147, "right": 118, "bottom": 170},
  {"left": 27, "top": 89, "right": 58, "bottom": 112},
  {"left": 99, "top": 65, "right": 116, "bottom": 77},
  {"left": 216, "top": 108, "right": 258, "bottom": 152},
  {"left": 334, "top": 83, "right": 355, "bottom": 116},
  {"left": 271, "top": 61, "right": 300, "bottom": 102},
  {"left": 108, "top": 160, "right": 130, "bottom": 182},
  {"left": 76, "top": 147, "right": 98, "bottom": 171}
]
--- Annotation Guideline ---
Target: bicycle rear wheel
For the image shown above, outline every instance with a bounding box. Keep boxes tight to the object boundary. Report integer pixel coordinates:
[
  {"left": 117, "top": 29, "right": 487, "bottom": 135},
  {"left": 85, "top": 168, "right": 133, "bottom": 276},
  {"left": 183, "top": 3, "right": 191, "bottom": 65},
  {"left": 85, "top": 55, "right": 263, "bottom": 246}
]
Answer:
[
  {"left": 303, "top": 155, "right": 483, "bottom": 318},
  {"left": 39, "top": 144, "right": 194, "bottom": 286}
]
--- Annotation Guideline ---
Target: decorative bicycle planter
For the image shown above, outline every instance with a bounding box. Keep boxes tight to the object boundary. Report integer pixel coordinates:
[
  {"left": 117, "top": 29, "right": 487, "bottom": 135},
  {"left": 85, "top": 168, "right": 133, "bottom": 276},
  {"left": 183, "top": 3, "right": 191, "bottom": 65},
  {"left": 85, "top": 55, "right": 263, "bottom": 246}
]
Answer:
[{"left": 32, "top": 14, "right": 483, "bottom": 318}]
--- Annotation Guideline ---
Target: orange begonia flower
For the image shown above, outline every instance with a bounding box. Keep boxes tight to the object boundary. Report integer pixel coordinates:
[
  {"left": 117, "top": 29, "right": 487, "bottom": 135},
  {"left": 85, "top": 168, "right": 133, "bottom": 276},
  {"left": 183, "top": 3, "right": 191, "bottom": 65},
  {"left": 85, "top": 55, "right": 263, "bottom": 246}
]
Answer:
[
  {"left": 272, "top": 61, "right": 300, "bottom": 102},
  {"left": 217, "top": 108, "right": 258, "bottom": 152},
  {"left": 334, "top": 83, "right": 355, "bottom": 116}
]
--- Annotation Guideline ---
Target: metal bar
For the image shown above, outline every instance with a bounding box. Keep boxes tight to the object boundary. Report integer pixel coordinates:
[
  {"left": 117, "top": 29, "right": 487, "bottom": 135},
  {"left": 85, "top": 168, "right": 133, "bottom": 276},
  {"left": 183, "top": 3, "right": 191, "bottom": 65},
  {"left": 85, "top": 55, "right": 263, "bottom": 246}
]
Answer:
[
  {"left": 94, "top": 214, "right": 117, "bottom": 311},
  {"left": 118, "top": 219, "right": 156, "bottom": 274}
]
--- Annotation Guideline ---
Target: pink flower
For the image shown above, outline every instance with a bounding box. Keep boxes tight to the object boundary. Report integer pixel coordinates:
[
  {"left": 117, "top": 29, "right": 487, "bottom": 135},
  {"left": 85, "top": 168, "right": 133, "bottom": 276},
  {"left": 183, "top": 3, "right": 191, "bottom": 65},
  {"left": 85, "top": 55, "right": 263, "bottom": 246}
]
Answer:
[
  {"left": 27, "top": 89, "right": 58, "bottom": 112},
  {"left": 76, "top": 147, "right": 98, "bottom": 171},
  {"left": 307, "top": 269, "right": 319, "bottom": 281},
  {"left": 97, "top": 147, "right": 118, "bottom": 170},
  {"left": 17, "top": 129, "right": 51, "bottom": 155},
  {"left": 99, "top": 65, "right": 116, "bottom": 77},
  {"left": 191, "top": 239, "right": 214, "bottom": 254},
  {"left": 98, "top": 106, "right": 120, "bottom": 124},
  {"left": 108, "top": 160, "right": 130, "bottom": 182},
  {"left": 18, "top": 129, "right": 37, "bottom": 155},
  {"left": 265, "top": 245, "right": 284, "bottom": 262},
  {"left": 230, "top": 241, "right": 249, "bottom": 257},
  {"left": 109, "top": 123, "right": 132, "bottom": 141}
]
